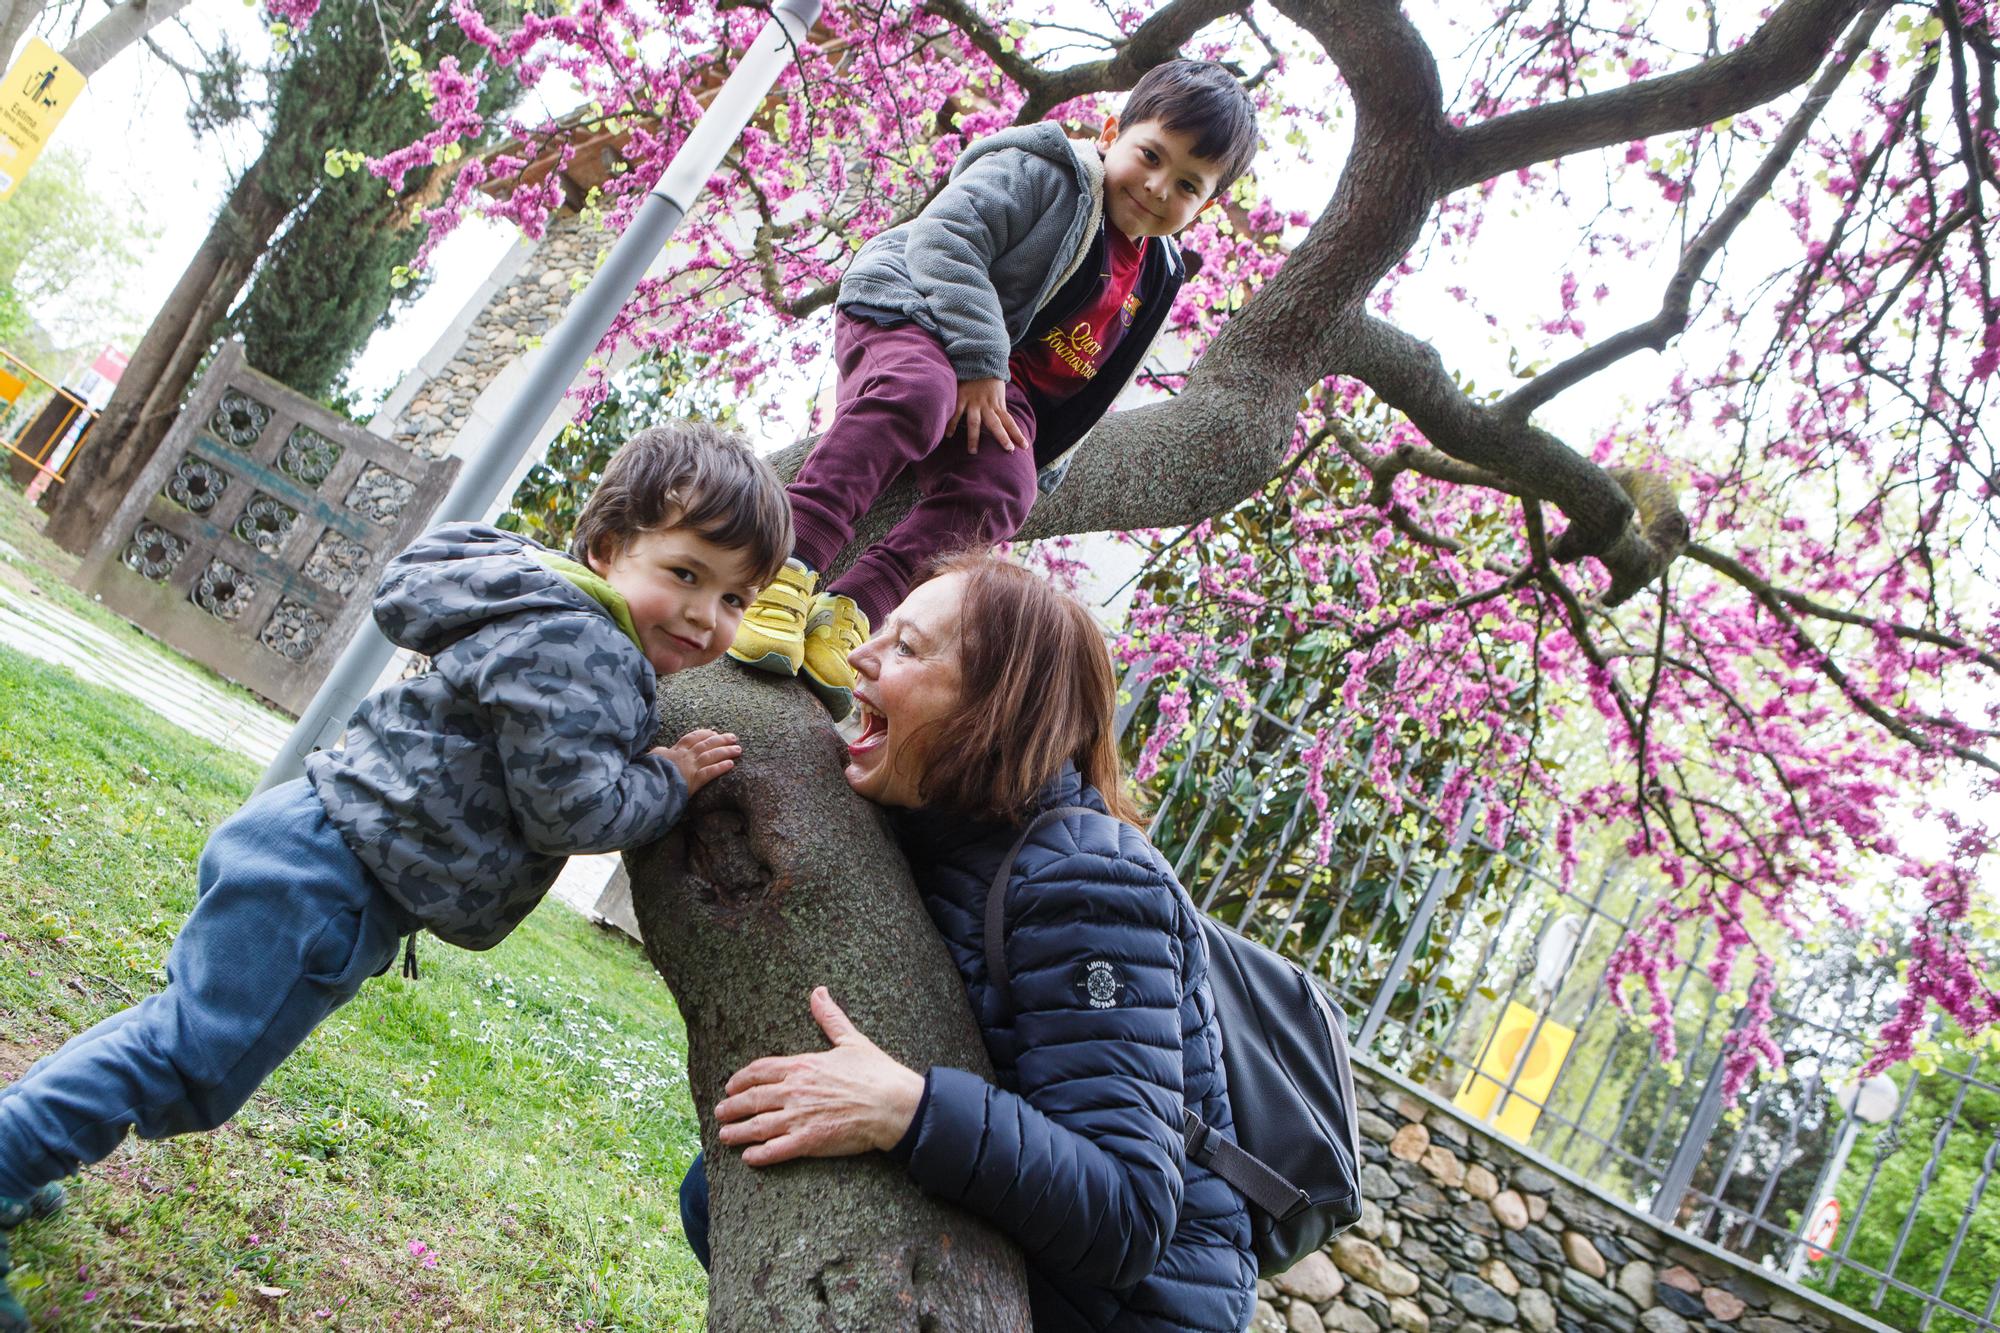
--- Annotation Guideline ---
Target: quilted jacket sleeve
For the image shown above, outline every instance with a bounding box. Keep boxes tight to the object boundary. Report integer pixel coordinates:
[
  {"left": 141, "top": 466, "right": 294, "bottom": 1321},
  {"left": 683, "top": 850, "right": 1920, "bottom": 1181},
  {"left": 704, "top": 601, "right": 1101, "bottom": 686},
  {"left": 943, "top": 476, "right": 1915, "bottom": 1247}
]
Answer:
[
  {"left": 903, "top": 148, "right": 1071, "bottom": 382},
  {"left": 903, "top": 828, "right": 1187, "bottom": 1289},
  {"left": 466, "top": 614, "right": 688, "bottom": 855}
]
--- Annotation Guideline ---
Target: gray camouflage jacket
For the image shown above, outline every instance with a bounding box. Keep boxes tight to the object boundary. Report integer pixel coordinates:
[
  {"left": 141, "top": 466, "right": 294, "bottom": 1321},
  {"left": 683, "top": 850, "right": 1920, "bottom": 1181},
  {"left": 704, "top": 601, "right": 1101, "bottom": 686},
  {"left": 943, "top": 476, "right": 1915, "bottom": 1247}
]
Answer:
[{"left": 305, "top": 523, "right": 685, "bottom": 949}]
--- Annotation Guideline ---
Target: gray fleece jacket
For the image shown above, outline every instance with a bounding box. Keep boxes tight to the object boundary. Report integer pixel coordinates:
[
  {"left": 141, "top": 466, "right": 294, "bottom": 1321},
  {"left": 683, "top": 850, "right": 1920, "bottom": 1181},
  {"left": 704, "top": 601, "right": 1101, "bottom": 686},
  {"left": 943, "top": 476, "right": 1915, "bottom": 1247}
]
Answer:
[
  {"left": 305, "top": 523, "right": 686, "bottom": 950},
  {"left": 840, "top": 123, "right": 1106, "bottom": 383}
]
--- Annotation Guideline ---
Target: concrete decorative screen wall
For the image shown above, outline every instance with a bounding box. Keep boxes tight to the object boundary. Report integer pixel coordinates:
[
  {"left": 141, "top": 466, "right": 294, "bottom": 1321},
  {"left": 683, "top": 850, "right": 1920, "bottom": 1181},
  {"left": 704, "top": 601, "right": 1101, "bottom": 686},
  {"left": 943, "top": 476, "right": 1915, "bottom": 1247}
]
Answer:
[{"left": 74, "top": 343, "right": 459, "bottom": 715}]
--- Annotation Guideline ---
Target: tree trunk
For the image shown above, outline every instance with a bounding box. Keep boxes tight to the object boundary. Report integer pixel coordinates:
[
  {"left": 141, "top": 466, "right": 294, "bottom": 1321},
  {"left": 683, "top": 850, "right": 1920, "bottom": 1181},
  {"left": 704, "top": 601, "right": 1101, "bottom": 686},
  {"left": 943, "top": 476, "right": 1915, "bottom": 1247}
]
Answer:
[
  {"left": 63, "top": 0, "right": 198, "bottom": 78},
  {"left": 626, "top": 667, "right": 1033, "bottom": 1332},
  {"left": 0, "top": 0, "right": 41, "bottom": 73},
  {"left": 45, "top": 148, "right": 287, "bottom": 551}
]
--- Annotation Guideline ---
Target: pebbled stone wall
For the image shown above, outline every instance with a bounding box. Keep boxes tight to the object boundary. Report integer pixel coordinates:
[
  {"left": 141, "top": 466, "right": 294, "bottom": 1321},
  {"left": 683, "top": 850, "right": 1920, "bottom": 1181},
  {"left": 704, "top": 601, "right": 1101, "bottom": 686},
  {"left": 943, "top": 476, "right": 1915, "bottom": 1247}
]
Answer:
[
  {"left": 385, "top": 212, "right": 598, "bottom": 460},
  {"left": 1252, "top": 1061, "right": 1891, "bottom": 1333}
]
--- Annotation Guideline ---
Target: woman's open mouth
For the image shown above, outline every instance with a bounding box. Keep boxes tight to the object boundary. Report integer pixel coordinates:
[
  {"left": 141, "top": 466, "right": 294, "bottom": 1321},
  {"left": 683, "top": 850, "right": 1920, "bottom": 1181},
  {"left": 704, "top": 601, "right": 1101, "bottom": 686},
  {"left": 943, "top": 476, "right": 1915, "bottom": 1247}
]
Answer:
[{"left": 847, "top": 698, "right": 889, "bottom": 757}]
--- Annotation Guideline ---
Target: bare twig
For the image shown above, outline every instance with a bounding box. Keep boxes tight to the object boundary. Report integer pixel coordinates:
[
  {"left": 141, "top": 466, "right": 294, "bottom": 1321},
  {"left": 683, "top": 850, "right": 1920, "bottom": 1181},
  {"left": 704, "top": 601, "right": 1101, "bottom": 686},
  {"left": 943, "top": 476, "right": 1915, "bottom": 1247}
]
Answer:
[
  {"left": 1499, "top": 3, "right": 1888, "bottom": 420},
  {"left": 921, "top": 0, "right": 1251, "bottom": 122}
]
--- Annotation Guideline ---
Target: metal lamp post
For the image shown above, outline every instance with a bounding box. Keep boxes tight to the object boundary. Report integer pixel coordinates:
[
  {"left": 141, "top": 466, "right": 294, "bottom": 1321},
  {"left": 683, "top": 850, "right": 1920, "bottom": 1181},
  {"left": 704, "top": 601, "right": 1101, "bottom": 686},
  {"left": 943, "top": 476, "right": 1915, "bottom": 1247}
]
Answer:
[
  {"left": 256, "top": 0, "right": 822, "bottom": 793},
  {"left": 1783, "top": 1072, "right": 1899, "bottom": 1281}
]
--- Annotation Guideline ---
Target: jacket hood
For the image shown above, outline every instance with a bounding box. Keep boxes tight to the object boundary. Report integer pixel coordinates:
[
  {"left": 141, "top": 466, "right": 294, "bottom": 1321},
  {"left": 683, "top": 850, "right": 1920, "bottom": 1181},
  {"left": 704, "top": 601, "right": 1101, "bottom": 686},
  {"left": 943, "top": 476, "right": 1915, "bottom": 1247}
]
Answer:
[
  {"left": 958, "top": 126, "right": 1104, "bottom": 303},
  {"left": 373, "top": 524, "right": 624, "bottom": 658},
  {"left": 951, "top": 122, "right": 1101, "bottom": 195}
]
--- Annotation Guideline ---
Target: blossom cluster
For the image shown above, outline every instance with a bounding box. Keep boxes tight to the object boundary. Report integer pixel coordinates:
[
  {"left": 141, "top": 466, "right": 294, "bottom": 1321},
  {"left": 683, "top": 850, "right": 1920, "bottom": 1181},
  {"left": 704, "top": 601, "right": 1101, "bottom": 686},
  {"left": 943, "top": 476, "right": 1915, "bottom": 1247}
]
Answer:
[{"left": 375, "top": 0, "right": 1997, "bottom": 1089}]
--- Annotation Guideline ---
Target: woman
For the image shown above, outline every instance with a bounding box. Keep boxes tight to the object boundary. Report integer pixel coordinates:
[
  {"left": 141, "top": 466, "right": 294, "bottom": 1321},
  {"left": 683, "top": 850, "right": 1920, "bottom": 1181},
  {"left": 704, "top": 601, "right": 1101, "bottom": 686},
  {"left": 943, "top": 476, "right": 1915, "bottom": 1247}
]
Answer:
[{"left": 686, "top": 552, "right": 1257, "bottom": 1332}]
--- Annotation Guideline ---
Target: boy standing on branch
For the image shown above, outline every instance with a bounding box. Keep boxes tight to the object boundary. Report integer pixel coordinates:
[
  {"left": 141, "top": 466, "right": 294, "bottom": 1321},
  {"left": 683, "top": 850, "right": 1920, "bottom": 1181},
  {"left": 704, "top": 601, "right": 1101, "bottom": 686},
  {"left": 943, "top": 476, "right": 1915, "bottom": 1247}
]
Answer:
[{"left": 729, "top": 60, "right": 1258, "bottom": 719}]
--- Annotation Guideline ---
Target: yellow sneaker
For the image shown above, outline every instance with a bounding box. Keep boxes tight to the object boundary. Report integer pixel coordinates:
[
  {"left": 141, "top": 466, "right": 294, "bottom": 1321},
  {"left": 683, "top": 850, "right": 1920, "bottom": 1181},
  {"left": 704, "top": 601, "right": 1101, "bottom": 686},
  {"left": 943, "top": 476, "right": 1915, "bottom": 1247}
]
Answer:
[
  {"left": 727, "top": 559, "right": 816, "bottom": 676},
  {"left": 801, "top": 593, "right": 868, "bottom": 720}
]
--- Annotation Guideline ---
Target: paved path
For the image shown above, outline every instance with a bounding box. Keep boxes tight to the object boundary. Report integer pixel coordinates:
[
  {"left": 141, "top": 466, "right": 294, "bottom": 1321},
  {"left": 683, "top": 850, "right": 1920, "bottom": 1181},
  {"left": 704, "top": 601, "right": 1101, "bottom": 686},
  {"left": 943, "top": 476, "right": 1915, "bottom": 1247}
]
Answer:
[
  {"left": 0, "top": 558, "right": 294, "bottom": 765},
  {"left": 0, "top": 556, "right": 619, "bottom": 919}
]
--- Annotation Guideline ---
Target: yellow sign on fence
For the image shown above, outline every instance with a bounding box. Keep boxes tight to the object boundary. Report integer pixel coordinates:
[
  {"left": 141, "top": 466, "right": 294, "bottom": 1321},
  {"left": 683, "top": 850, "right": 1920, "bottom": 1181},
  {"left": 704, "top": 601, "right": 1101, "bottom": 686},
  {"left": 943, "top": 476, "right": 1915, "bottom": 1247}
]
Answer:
[
  {"left": 0, "top": 38, "right": 84, "bottom": 202},
  {"left": 1451, "top": 1000, "right": 1577, "bottom": 1142}
]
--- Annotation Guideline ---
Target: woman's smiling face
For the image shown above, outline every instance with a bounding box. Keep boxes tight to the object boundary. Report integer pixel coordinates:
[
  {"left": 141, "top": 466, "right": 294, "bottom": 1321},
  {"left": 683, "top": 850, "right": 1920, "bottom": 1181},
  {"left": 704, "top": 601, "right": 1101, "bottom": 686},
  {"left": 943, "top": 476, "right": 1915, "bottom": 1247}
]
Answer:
[{"left": 843, "top": 572, "right": 966, "bottom": 809}]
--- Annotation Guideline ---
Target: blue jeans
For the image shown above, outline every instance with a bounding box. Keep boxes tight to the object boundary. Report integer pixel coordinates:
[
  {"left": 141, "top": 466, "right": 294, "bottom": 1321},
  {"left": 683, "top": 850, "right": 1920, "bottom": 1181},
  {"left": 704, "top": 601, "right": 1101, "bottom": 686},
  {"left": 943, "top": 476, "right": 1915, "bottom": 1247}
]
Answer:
[
  {"left": 679, "top": 1151, "right": 711, "bottom": 1270},
  {"left": 0, "top": 780, "right": 414, "bottom": 1199}
]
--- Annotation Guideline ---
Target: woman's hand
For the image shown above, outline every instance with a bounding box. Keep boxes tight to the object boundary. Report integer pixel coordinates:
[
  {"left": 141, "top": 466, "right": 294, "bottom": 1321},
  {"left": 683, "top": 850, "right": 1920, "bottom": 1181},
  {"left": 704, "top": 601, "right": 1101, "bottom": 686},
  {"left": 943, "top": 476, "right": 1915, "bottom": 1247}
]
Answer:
[{"left": 715, "top": 987, "right": 926, "bottom": 1166}]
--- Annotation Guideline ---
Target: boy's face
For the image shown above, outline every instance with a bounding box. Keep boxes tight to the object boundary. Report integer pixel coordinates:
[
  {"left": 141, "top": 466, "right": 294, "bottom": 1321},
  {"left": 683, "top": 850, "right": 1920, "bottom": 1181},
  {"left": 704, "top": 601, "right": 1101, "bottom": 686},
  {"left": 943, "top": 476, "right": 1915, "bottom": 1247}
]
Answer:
[
  {"left": 588, "top": 527, "right": 765, "bottom": 676},
  {"left": 1095, "top": 115, "right": 1224, "bottom": 241}
]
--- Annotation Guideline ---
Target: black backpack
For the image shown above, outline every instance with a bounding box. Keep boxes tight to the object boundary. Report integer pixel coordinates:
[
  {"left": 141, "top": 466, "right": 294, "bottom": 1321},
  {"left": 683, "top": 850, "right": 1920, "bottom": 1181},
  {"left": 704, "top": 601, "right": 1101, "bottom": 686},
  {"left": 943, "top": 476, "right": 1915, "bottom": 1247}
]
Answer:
[{"left": 984, "top": 806, "right": 1366, "bottom": 1276}]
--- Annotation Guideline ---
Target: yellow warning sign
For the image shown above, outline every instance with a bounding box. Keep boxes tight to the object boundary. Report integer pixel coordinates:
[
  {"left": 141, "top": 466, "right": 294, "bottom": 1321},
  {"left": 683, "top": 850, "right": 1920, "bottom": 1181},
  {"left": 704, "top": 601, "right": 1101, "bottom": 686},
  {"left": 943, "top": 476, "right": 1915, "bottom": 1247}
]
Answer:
[
  {"left": 0, "top": 38, "right": 85, "bottom": 202},
  {"left": 1451, "top": 1000, "right": 1577, "bottom": 1142}
]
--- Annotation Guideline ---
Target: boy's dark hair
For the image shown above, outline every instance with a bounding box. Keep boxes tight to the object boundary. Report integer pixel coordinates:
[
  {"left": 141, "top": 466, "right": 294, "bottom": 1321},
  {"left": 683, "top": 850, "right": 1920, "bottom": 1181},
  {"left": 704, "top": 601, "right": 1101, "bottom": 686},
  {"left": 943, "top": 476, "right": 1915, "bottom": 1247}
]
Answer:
[
  {"left": 568, "top": 421, "right": 793, "bottom": 587},
  {"left": 1119, "top": 59, "right": 1259, "bottom": 193}
]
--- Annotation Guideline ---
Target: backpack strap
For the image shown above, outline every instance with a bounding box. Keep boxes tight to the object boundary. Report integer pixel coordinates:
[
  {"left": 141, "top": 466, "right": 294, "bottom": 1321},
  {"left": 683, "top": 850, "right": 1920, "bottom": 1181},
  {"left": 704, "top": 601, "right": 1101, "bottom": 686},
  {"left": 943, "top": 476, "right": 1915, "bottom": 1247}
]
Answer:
[
  {"left": 983, "top": 805, "right": 1096, "bottom": 1008},
  {"left": 980, "top": 804, "right": 1308, "bottom": 1219},
  {"left": 1184, "top": 1109, "right": 1314, "bottom": 1222}
]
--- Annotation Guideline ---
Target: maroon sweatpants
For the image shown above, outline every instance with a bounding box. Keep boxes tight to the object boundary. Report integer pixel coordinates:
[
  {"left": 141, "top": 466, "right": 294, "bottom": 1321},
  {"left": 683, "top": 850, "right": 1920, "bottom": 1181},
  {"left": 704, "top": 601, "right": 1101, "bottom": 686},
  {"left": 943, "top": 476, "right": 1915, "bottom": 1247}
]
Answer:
[{"left": 788, "top": 313, "right": 1040, "bottom": 626}]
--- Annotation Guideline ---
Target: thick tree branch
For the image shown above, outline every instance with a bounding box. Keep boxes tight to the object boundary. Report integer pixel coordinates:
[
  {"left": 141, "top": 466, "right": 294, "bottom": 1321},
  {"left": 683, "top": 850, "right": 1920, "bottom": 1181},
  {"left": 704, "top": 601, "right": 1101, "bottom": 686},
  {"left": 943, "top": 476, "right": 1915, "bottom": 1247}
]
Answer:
[
  {"left": 921, "top": 0, "right": 1250, "bottom": 123},
  {"left": 1500, "top": 2, "right": 1887, "bottom": 420},
  {"left": 1336, "top": 313, "right": 1686, "bottom": 605},
  {"left": 1444, "top": 0, "right": 1868, "bottom": 193},
  {"left": 1268, "top": 0, "right": 1443, "bottom": 131},
  {"left": 1365, "top": 440, "right": 1523, "bottom": 503},
  {"left": 63, "top": 0, "right": 196, "bottom": 76}
]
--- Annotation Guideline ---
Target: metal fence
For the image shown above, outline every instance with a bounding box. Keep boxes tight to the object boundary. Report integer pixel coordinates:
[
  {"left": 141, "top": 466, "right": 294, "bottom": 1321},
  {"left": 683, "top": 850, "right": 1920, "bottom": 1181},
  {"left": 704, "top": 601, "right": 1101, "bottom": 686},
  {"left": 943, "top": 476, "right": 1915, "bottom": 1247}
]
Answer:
[{"left": 1117, "top": 666, "right": 2000, "bottom": 1333}]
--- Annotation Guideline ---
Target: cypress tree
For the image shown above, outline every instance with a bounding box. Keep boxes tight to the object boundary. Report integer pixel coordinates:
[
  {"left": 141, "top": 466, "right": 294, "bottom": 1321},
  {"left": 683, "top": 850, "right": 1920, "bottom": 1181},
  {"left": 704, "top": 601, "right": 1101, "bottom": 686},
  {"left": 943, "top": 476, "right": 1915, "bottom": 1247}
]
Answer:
[
  {"left": 232, "top": 0, "right": 515, "bottom": 399},
  {"left": 45, "top": 0, "right": 512, "bottom": 548}
]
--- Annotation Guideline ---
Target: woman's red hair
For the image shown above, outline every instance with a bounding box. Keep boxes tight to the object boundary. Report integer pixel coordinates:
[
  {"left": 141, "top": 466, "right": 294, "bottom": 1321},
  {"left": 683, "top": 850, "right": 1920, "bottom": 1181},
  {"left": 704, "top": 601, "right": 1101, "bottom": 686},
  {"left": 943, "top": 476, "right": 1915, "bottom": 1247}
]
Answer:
[{"left": 906, "top": 551, "right": 1142, "bottom": 827}]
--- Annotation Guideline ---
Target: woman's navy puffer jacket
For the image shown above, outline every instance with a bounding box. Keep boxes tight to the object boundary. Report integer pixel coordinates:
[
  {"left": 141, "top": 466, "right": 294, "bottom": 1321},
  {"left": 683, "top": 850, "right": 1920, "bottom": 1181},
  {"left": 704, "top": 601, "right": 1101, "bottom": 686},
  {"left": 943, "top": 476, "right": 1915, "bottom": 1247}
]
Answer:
[{"left": 891, "top": 765, "right": 1256, "bottom": 1332}]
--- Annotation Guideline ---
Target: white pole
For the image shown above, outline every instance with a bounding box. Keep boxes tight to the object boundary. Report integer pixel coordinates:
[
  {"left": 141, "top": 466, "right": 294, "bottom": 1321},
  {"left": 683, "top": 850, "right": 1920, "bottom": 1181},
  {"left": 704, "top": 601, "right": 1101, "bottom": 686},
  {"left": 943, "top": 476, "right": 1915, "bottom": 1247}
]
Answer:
[
  {"left": 255, "top": 0, "right": 821, "bottom": 793},
  {"left": 1785, "top": 1118, "right": 1860, "bottom": 1281}
]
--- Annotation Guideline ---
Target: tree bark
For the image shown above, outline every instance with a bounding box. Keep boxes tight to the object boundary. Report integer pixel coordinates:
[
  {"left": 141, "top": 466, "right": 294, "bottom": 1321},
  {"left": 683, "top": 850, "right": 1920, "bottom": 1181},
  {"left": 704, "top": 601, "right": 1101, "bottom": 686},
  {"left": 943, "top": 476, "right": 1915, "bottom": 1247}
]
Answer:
[
  {"left": 63, "top": 0, "right": 198, "bottom": 78},
  {"left": 0, "top": 0, "right": 40, "bottom": 73},
  {"left": 626, "top": 667, "right": 1032, "bottom": 1331},
  {"left": 45, "top": 148, "right": 287, "bottom": 551}
]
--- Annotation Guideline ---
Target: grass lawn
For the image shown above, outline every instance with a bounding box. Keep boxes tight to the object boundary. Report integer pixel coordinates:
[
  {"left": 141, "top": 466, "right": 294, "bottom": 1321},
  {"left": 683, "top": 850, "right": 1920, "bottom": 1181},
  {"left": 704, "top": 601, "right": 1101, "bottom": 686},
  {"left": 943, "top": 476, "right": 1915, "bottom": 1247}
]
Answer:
[{"left": 0, "top": 643, "right": 708, "bottom": 1329}]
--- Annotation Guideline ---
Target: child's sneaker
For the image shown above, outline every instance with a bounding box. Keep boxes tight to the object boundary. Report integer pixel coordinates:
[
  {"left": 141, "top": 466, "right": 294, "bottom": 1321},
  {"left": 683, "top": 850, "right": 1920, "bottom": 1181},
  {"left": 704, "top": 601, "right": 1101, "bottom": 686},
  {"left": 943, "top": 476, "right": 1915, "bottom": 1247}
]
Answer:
[
  {"left": 801, "top": 595, "right": 869, "bottom": 720},
  {"left": 0, "top": 1184, "right": 62, "bottom": 1332},
  {"left": 727, "top": 559, "right": 816, "bottom": 677},
  {"left": 0, "top": 1185, "right": 63, "bottom": 1230}
]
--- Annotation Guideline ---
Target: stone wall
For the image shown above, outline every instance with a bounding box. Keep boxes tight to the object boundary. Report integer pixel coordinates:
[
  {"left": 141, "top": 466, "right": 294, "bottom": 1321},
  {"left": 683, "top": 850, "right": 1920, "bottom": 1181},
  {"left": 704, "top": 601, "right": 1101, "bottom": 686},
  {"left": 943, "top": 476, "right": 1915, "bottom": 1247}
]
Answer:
[
  {"left": 381, "top": 211, "right": 600, "bottom": 461},
  {"left": 1254, "top": 1062, "right": 1891, "bottom": 1333}
]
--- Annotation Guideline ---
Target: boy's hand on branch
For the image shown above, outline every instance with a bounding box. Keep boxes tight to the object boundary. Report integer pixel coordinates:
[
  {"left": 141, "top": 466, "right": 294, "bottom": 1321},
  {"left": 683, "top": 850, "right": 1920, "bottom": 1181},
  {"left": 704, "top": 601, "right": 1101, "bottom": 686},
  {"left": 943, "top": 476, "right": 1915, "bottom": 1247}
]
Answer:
[
  {"left": 948, "top": 377, "right": 1028, "bottom": 455},
  {"left": 655, "top": 728, "right": 741, "bottom": 795}
]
